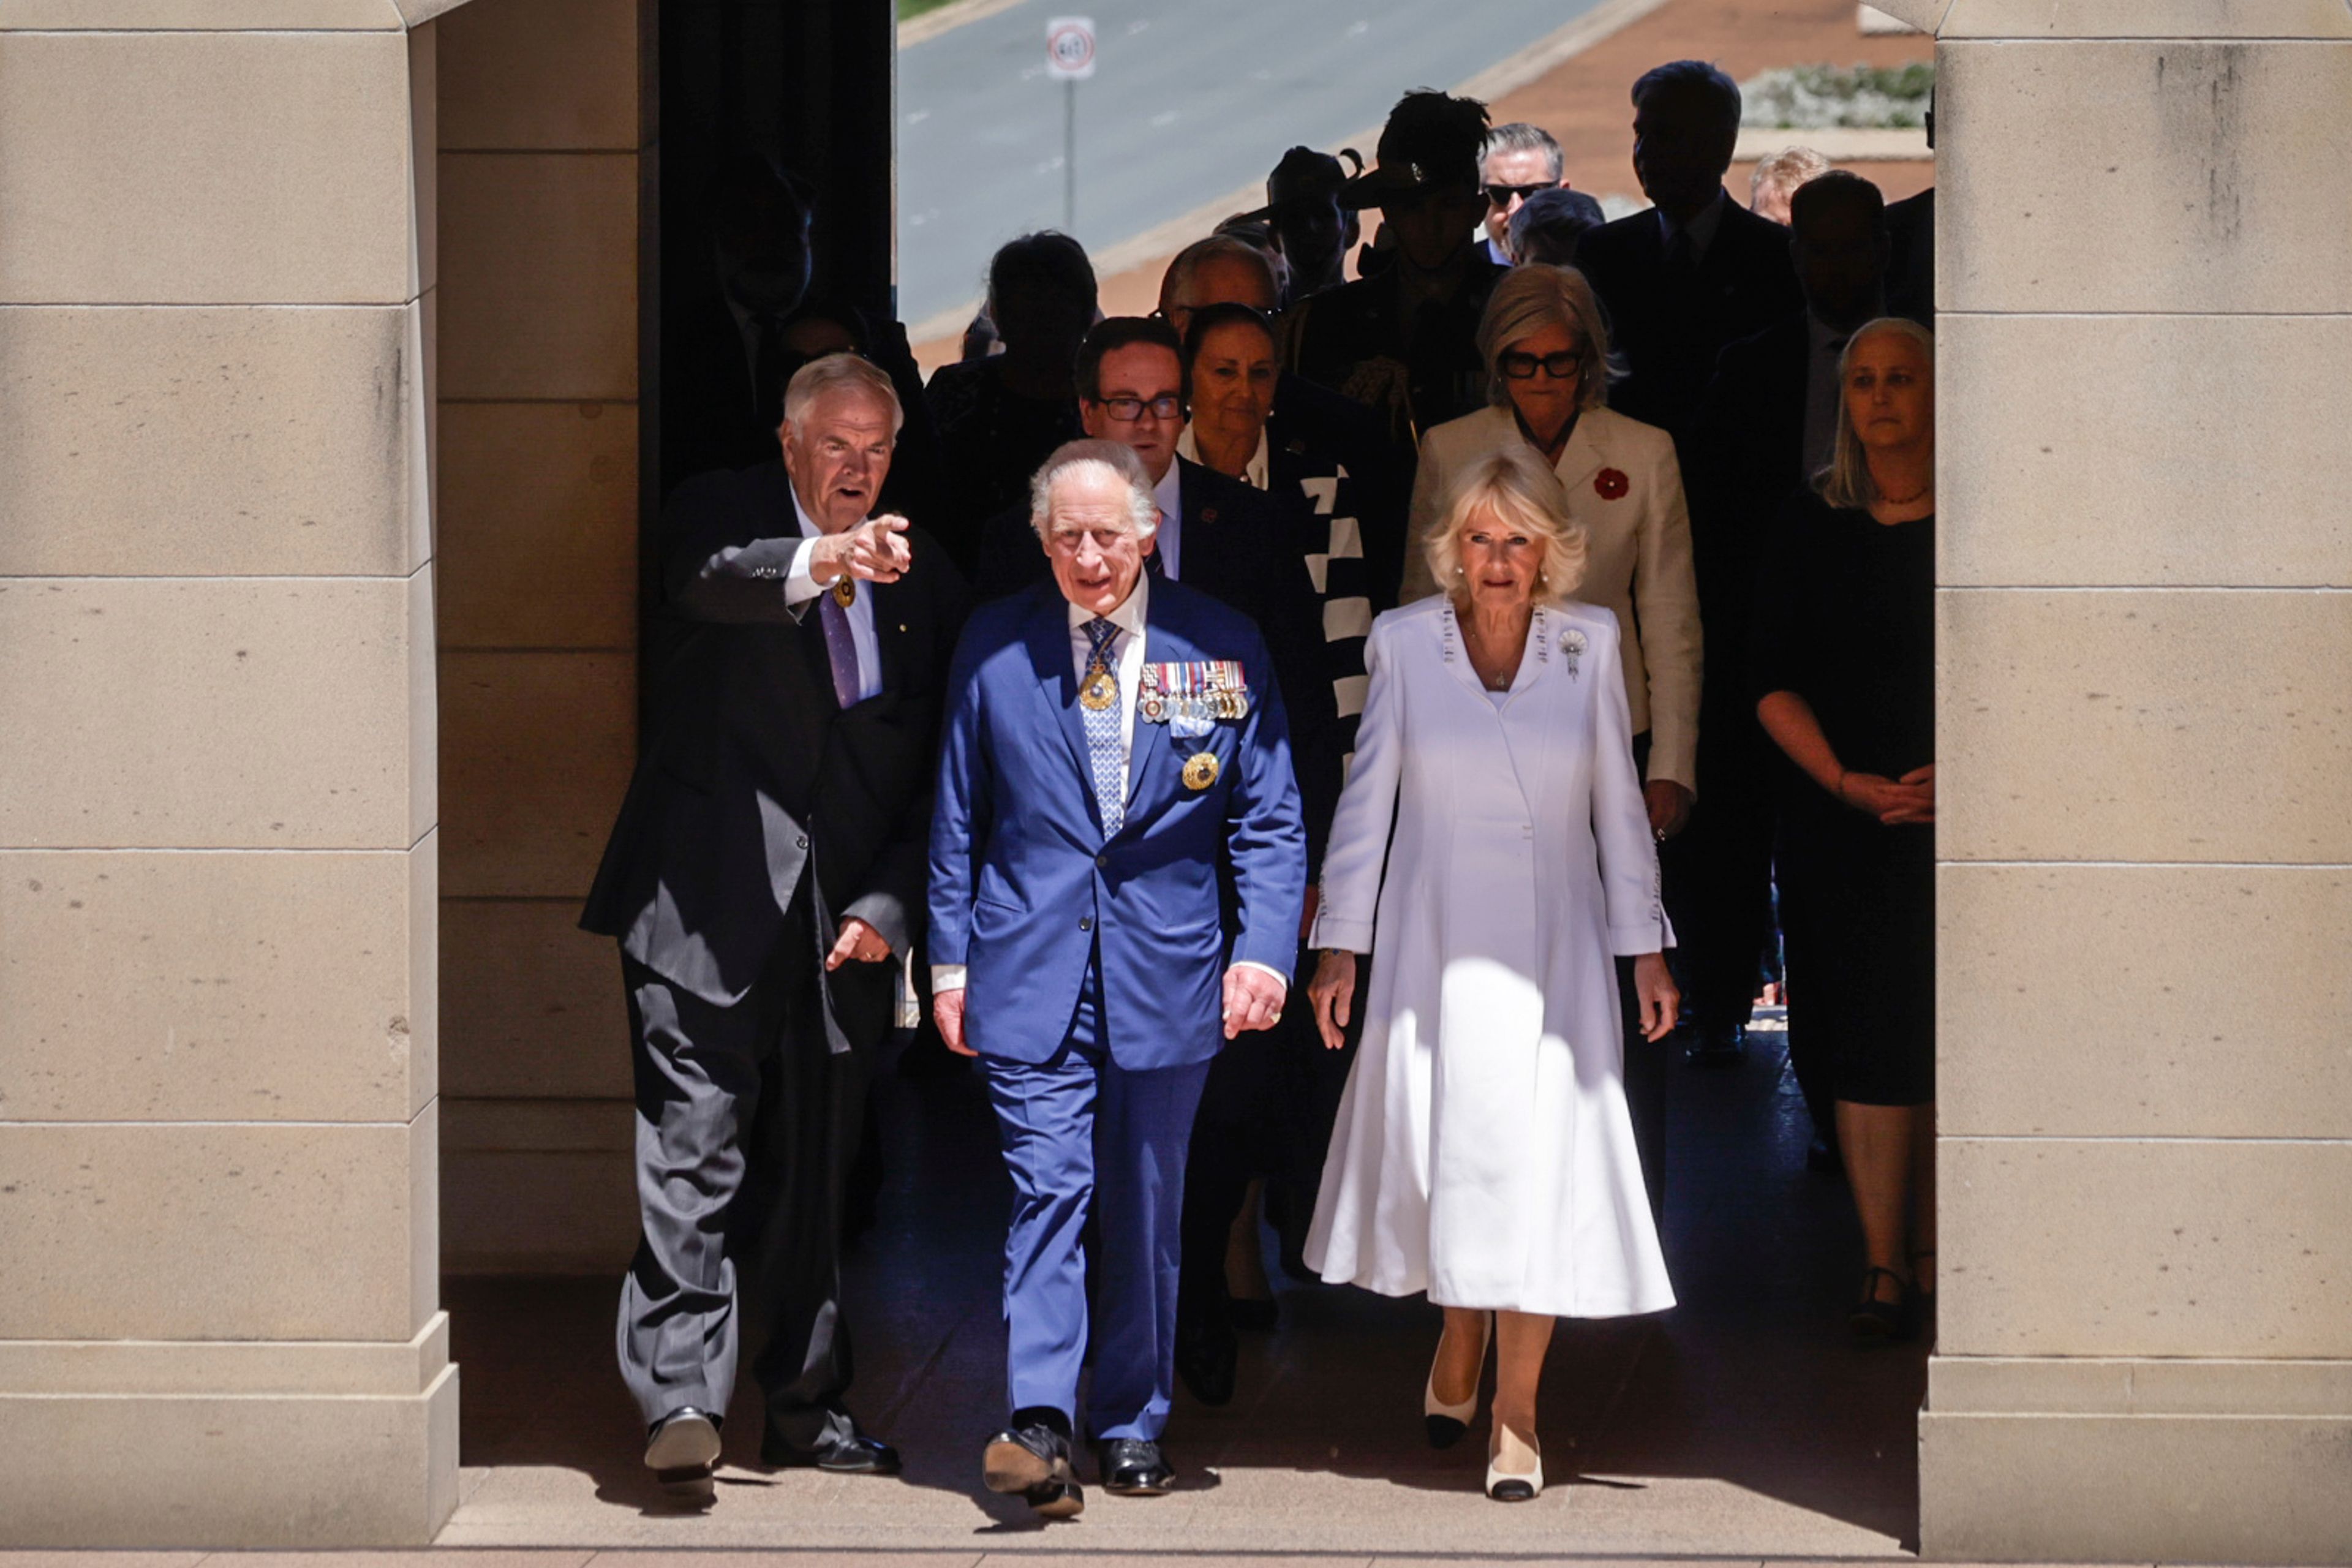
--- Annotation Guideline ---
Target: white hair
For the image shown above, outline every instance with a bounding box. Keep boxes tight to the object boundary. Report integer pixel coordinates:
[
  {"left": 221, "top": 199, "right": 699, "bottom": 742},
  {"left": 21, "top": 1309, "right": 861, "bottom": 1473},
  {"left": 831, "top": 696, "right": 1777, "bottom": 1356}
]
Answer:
[
  {"left": 1028, "top": 439, "right": 1161, "bottom": 540},
  {"left": 781, "top": 351, "right": 904, "bottom": 434}
]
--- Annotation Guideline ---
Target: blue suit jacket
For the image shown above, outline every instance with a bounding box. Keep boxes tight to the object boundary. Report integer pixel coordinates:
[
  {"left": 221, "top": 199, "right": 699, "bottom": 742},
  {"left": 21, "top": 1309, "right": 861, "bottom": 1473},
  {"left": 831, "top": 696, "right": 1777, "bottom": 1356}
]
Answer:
[{"left": 929, "top": 578, "right": 1308, "bottom": 1069}]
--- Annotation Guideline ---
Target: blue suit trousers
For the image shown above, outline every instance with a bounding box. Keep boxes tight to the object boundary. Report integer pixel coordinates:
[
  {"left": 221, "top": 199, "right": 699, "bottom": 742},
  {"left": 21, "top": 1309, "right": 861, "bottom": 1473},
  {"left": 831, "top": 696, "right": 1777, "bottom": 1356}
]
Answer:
[{"left": 981, "top": 963, "right": 1212, "bottom": 1441}]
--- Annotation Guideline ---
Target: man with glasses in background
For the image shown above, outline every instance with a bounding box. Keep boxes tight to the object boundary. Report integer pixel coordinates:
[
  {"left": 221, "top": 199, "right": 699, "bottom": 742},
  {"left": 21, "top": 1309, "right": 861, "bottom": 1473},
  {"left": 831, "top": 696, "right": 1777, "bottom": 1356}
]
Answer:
[{"left": 1478, "top": 123, "right": 1574, "bottom": 266}]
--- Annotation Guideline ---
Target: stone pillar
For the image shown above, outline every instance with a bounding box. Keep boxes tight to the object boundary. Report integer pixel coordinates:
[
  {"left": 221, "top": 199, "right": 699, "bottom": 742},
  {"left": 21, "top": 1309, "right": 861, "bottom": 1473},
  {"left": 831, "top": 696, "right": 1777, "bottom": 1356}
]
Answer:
[
  {"left": 433, "top": 0, "right": 647, "bottom": 1277},
  {"left": 0, "top": 1, "right": 455, "bottom": 1546},
  {"left": 1917, "top": 1, "right": 2352, "bottom": 1561}
]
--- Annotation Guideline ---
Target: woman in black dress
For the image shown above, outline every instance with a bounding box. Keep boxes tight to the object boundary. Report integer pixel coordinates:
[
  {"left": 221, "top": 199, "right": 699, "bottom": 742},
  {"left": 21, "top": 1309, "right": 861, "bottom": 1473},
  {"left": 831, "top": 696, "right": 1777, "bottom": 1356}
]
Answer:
[{"left": 1755, "top": 317, "right": 1937, "bottom": 1343}]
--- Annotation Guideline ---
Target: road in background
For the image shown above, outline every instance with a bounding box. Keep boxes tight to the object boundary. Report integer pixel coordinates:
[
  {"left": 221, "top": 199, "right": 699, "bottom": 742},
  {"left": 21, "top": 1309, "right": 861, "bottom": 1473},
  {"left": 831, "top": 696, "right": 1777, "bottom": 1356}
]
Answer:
[{"left": 895, "top": 0, "right": 1608, "bottom": 326}]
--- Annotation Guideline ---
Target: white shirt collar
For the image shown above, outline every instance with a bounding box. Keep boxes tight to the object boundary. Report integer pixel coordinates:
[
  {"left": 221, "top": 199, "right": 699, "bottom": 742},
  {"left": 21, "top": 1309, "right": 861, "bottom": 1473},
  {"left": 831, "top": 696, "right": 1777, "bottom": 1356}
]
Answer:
[
  {"left": 1068, "top": 569, "right": 1150, "bottom": 639},
  {"left": 1173, "top": 425, "right": 1270, "bottom": 491},
  {"left": 1150, "top": 458, "right": 1182, "bottom": 523},
  {"left": 789, "top": 478, "right": 825, "bottom": 540}
]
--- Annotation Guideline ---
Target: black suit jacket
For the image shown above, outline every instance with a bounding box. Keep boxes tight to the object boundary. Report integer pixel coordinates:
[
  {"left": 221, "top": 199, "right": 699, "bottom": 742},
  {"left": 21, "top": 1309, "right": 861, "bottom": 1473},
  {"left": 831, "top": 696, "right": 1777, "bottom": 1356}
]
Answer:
[
  {"left": 1282, "top": 254, "right": 1507, "bottom": 454},
  {"left": 1686, "top": 312, "right": 1812, "bottom": 718},
  {"left": 972, "top": 456, "right": 1341, "bottom": 867},
  {"left": 582, "top": 461, "right": 969, "bottom": 1044},
  {"left": 1574, "top": 194, "right": 1804, "bottom": 443}
]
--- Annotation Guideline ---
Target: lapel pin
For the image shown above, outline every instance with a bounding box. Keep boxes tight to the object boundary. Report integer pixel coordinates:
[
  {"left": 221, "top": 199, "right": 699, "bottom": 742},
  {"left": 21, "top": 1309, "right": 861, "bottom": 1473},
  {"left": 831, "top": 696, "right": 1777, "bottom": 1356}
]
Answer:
[{"left": 1201, "top": 507, "right": 1218, "bottom": 524}]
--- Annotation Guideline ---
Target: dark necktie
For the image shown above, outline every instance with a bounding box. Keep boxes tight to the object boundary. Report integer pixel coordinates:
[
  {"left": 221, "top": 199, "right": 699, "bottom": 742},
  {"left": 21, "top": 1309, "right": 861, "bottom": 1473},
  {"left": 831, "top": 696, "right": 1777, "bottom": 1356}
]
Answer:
[
  {"left": 818, "top": 588, "right": 862, "bottom": 710},
  {"left": 1664, "top": 228, "right": 1697, "bottom": 281},
  {"left": 1144, "top": 508, "right": 1169, "bottom": 579}
]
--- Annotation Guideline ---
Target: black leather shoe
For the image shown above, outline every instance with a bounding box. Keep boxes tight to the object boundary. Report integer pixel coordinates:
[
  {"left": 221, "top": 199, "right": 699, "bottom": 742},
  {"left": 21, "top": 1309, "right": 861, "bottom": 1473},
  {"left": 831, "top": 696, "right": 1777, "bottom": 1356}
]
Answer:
[
  {"left": 1850, "top": 1265, "right": 1913, "bottom": 1346},
  {"left": 1229, "top": 1295, "right": 1280, "bottom": 1332},
  {"left": 1174, "top": 1310, "right": 1237, "bottom": 1406},
  {"left": 1686, "top": 1025, "right": 1746, "bottom": 1067},
  {"left": 644, "top": 1404, "right": 722, "bottom": 1483},
  {"left": 983, "top": 1419, "right": 1084, "bottom": 1519},
  {"left": 1097, "top": 1437, "right": 1175, "bottom": 1496},
  {"left": 761, "top": 1419, "right": 902, "bottom": 1476}
]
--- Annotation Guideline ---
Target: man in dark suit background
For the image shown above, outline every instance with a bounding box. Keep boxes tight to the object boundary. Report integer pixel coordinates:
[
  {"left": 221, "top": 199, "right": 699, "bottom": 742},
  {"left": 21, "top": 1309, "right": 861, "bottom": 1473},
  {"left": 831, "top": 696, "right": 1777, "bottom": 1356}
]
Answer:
[
  {"left": 1689, "top": 170, "right": 1903, "bottom": 1167},
  {"left": 1574, "top": 61, "right": 1806, "bottom": 444},
  {"left": 582, "top": 353, "right": 967, "bottom": 1495},
  {"left": 660, "top": 151, "right": 942, "bottom": 524},
  {"left": 1571, "top": 58, "right": 1804, "bottom": 1211}
]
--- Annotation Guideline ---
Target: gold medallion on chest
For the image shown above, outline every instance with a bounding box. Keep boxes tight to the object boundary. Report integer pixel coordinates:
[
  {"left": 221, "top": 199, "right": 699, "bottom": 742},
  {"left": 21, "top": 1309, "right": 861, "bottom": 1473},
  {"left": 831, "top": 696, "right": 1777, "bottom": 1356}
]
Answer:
[
  {"left": 831, "top": 576, "right": 858, "bottom": 608},
  {"left": 1182, "top": 751, "right": 1221, "bottom": 791},
  {"left": 1080, "top": 669, "right": 1118, "bottom": 711}
]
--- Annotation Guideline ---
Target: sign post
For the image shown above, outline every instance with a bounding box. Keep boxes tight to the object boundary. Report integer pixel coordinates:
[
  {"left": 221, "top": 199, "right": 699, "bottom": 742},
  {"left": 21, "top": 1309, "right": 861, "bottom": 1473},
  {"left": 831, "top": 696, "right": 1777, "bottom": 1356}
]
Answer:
[{"left": 1044, "top": 16, "right": 1095, "bottom": 233}]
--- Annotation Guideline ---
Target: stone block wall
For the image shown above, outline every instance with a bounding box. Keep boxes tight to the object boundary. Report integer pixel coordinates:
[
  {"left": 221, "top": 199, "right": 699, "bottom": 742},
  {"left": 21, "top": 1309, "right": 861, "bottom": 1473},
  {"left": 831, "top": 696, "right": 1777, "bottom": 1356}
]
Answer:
[
  {"left": 1915, "top": 1, "right": 2352, "bottom": 1560},
  {"left": 432, "top": 0, "right": 649, "bottom": 1276},
  {"left": 0, "top": 3, "right": 454, "bottom": 1544}
]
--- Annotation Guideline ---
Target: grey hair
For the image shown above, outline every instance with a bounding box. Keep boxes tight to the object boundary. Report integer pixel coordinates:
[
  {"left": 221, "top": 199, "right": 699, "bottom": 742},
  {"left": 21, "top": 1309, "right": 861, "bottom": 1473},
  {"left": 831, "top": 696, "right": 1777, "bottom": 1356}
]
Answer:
[
  {"left": 1028, "top": 439, "right": 1162, "bottom": 540},
  {"left": 1476, "top": 263, "right": 1618, "bottom": 413},
  {"left": 781, "top": 351, "right": 904, "bottom": 434},
  {"left": 1481, "top": 121, "right": 1563, "bottom": 183},
  {"left": 1423, "top": 445, "right": 1587, "bottom": 607},
  {"left": 1630, "top": 59, "right": 1742, "bottom": 138},
  {"left": 1749, "top": 145, "right": 1831, "bottom": 208},
  {"left": 1817, "top": 317, "right": 1936, "bottom": 508},
  {"left": 1160, "top": 234, "right": 1277, "bottom": 312}
]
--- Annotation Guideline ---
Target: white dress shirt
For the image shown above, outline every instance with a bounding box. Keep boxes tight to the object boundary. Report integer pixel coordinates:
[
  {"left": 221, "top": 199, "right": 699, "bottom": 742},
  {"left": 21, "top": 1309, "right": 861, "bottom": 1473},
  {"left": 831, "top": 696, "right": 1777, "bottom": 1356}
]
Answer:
[
  {"left": 1175, "top": 424, "right": 1269, "bottom": 492},
  {"left": 1150, "top": 459, "right": 1183, "bottom": 579},
  {"left": 783, "top": 487, "right": 884, "bottom": 704},
  {"left": 933, "top": 571, "right": 1284, "bottom": 997}
]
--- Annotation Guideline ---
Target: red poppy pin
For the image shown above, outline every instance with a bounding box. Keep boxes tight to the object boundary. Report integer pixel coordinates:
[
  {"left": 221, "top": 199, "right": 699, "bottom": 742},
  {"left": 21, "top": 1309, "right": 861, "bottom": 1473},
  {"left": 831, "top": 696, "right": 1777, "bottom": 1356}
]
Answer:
[{"left": 1594, "top": 467, "right": 1630, "bottom": 500}]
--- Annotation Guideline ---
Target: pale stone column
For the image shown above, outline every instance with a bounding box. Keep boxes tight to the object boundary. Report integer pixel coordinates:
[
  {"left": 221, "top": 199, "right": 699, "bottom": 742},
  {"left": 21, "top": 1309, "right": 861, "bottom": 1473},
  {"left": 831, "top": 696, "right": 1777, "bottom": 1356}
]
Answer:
[
  {"left": 0, "top": 1, "right": 458, "bottom": 1546},
  {"left": 1912, "top": 1, "right": 2352, "bottom": 1560}
]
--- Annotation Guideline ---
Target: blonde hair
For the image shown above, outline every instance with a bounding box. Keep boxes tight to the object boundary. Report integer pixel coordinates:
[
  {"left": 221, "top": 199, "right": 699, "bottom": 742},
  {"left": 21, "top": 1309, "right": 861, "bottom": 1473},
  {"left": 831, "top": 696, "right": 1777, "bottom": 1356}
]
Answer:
[
  {"left": 1749, "top": 146, "right": 1831, "bottom": 219},
  {"left": 1818, "top": 317, "right": 1936, "bottom": 509},
  {"left": 1423, "top": 445, "right": 1587, "bottom": 606},
  {"left": 1476, "top": 263, "right": 1616, "bottom": 413}
]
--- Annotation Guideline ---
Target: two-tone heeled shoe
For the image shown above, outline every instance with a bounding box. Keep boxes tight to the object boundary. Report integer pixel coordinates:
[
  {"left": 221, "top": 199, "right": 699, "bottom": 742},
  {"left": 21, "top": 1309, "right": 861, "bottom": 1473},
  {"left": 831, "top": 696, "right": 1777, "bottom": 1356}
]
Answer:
[
  {"left": 1423, "top": 1312, "right": 1491, "bottom": 1449},
  {"left": 1486, "top": 1423, "right": 1544, "bottom": 1502}
]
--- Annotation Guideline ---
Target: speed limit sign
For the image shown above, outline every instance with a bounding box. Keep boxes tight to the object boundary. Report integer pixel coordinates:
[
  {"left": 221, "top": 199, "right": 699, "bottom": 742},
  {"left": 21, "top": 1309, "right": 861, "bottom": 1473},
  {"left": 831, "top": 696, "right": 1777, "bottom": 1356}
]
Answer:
[{"left": 1045, "top": 15, "right": 1096, "bottom": 80}]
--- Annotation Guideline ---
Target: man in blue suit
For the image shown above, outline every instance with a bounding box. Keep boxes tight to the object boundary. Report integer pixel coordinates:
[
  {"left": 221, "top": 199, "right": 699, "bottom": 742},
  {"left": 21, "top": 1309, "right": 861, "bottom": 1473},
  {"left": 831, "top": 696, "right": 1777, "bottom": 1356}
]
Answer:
[{"left": 929, "top": 439, "right": 1307, "bottom": 1517}]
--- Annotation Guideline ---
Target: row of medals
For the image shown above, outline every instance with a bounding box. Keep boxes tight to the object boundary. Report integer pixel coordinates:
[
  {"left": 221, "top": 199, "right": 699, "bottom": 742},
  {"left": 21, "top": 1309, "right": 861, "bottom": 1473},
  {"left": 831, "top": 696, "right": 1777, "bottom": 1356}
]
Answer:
[{"left": 1082, "top": 658, "right": 1230, "bottom": 792}]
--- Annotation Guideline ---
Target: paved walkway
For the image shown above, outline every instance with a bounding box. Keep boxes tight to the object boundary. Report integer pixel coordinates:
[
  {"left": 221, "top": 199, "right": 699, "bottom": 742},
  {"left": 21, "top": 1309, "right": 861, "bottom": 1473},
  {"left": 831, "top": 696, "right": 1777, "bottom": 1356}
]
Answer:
[{"left": 407, "top": 1016, "right": 1928, "bottom": 1556}]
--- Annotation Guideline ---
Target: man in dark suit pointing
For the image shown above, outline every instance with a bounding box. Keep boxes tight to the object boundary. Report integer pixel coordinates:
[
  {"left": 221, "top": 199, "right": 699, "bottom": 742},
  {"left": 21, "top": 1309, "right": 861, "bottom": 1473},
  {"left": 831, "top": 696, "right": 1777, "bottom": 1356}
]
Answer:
[{"left": 582, "top": 352, "right": 966, "bottom": 1496}]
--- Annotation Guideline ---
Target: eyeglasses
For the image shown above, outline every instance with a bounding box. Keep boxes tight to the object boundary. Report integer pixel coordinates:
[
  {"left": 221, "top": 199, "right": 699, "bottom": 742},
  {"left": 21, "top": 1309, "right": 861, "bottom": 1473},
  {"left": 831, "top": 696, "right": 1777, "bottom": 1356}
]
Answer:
[
  {"left": 1497, "top": 349, "right": 1583, "bottom": 380},
  {"left": 1483, "top": 182, "right": 1551, "bottom": 208},
  {"left": 1096, "top": 394, "right": 1183, "bottom": 422}
]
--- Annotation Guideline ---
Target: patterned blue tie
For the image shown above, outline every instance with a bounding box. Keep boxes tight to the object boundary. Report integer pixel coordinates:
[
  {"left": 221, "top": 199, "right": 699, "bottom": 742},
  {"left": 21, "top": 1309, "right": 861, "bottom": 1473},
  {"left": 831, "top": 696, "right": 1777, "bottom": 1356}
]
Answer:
[{"left": 1082, "top": 617, "right": 1125, "bottom": 838}]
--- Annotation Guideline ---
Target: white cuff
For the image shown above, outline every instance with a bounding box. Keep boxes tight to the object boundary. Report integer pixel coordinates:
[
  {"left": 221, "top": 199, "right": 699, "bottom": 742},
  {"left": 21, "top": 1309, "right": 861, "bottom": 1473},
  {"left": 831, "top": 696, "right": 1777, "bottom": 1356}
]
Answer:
[
  {"left": 1232, "top": 960, "right": 1289, "bottom": 993},
  {"left": 1307, "top": 914, "right": 1374, "bottom": 953},
  {"left": 930, "top": 964, "right": 968, "bottom": 993},
  {"left": 783, "top": 535, "right": 824, "bottom": 606}
]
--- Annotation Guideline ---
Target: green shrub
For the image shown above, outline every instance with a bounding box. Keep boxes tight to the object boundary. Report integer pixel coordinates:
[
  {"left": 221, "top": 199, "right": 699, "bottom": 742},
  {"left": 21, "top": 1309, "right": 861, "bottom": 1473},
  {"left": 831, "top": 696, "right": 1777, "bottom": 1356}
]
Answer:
[{"left": 1739, "top": 61, "right": 1936, "bottom": 129}]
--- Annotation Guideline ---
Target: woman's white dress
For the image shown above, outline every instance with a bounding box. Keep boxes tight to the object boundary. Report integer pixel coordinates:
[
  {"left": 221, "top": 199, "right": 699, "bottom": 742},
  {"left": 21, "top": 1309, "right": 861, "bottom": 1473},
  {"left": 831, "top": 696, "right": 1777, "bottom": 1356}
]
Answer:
[{"left": 1304, "top": 596, "right": 1676, "bottom": 1318}]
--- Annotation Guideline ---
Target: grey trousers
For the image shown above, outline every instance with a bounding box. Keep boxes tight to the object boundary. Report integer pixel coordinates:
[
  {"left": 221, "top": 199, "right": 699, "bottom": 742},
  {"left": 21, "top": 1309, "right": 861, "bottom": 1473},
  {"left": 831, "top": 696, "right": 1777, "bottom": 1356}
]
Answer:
[{"left": 615, "top": 926, "right": 870, "bottom": 1447}]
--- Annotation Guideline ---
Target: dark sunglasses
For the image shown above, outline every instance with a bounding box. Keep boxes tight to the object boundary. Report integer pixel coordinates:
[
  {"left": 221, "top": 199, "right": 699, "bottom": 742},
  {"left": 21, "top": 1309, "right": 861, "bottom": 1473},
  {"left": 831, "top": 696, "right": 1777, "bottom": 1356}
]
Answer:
[
  {"left": 1498, "top": 349, "right": 1583, "bottom": 380},
  {"left": 1483, "top": 181, "right": 1551, "bottom": 208}
]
